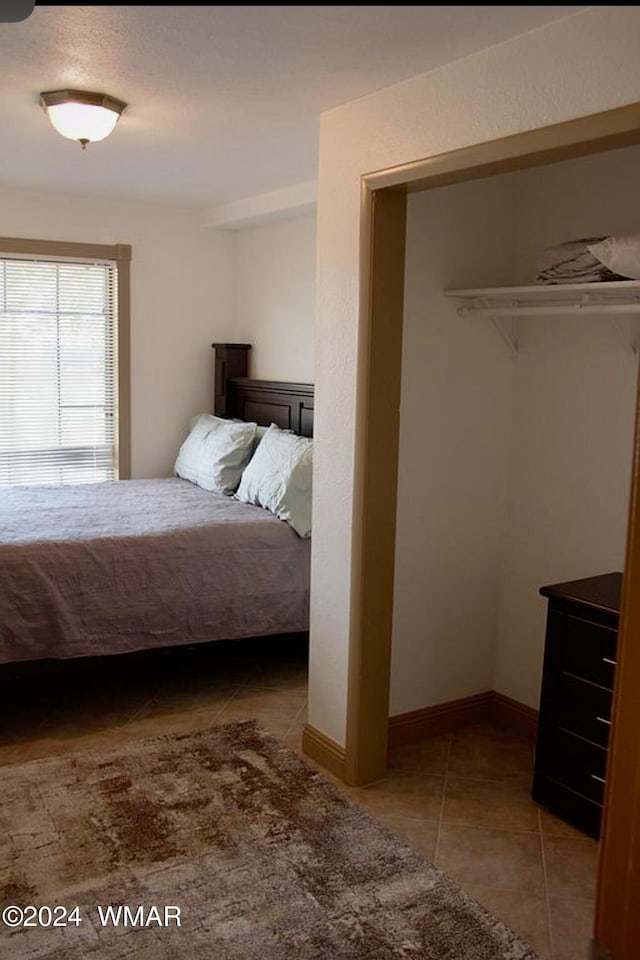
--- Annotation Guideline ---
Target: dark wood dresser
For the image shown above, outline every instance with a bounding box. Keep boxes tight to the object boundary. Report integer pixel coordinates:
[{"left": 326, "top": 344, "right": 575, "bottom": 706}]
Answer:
[{"left": 532, "top": 572, "right": 622, "bottom": 839}]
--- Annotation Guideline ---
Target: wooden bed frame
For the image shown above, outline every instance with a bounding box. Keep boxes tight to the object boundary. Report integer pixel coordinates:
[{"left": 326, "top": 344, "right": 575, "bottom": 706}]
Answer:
[{"left": 212, "top": 343, "right": 314, "bottom": 437}]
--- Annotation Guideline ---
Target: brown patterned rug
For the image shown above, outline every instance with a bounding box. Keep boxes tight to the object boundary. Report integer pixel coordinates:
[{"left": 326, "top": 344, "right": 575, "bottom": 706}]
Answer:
[{"left": 1, "top": 720, "right": 539, "bottom": 959}]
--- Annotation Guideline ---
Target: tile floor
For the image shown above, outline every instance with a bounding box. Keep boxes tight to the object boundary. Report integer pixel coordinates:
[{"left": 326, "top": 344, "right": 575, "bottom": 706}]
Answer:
[{"left": 0, "top": 635, "right": 597, "bottom": 960}]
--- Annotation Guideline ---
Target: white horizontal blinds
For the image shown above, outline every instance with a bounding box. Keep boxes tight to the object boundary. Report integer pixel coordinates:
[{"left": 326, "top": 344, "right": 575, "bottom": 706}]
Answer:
[{"left": 0, "top": 255, "right": 119, "bottom": 485}]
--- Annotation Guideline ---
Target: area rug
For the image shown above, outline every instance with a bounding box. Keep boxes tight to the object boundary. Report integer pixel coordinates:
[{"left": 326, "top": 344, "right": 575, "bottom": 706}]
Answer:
[{"left": 1, "top": 720, "right": 539, "bottom": 959}]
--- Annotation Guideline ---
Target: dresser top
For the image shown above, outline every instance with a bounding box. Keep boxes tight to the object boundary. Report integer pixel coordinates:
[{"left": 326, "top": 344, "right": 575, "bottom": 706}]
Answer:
[{"left": 540, "top": 572, "right": 622, "bottom": 615}]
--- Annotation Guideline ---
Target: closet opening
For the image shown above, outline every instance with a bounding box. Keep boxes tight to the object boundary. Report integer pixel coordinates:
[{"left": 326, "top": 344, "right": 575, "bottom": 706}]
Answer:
[
  {"left": 346, "top": 102, "right": 640, "bottom": 960},
  {"left": 392, "top": 147, "right": 638, "bottom": 744}
]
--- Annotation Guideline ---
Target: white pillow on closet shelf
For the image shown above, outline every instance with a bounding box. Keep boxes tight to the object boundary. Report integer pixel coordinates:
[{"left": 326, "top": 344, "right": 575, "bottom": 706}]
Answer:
[
  {"left": 174, "top": 415, "right": 257, "bottom": 495},
  {"left": 588, "top": 233, "right": 640, "bottom": 280},
  {"left": 235, "top": 423, "right": 313, "bottom": 538}
]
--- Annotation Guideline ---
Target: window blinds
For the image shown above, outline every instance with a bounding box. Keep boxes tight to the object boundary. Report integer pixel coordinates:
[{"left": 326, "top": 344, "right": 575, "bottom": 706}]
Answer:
[{"left": 0, "top": 255, "right": 119, "bottom": 485}]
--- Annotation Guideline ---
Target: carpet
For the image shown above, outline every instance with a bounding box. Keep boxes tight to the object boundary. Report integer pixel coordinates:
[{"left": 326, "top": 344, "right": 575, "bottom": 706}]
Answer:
[{"left": 1, "top": 720, "right": 540, "bottom": 959}]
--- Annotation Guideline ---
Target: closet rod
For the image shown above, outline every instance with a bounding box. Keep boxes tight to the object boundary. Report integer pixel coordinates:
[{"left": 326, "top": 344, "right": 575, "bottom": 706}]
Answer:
[{"left": 458, "top": 302, "right": 640, "bottom": 318}]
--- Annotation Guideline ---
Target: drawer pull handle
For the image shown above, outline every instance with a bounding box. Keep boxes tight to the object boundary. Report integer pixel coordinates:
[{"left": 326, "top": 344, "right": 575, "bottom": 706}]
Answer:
[
  {"left": 591, "top": 774, "right": 606, "bottom": 785},
  {"left": 596, "top": 716, "right": 611, "bottom": 726},
  {"left": 602, "top": 657, "right": 617, "bottom": 666}
]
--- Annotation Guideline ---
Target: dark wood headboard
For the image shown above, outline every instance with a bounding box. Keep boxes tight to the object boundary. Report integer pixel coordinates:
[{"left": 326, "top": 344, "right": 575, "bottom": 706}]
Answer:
[{"left": 212, "top": 343, "right": 314, "bottom": 438}]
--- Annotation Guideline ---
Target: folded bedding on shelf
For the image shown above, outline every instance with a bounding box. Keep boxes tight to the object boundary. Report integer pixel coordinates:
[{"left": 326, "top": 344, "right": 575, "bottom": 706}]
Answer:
[
  {"left": 588, "top": 233, "right": 640, "bottom": 281},
  {"left": 536, "top": 236, "right": 629, "bottom": 284}
]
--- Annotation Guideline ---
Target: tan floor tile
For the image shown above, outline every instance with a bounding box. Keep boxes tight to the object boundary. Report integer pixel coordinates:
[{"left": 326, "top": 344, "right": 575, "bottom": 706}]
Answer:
[
  {"left": 1, "top": 710, "right": 122, "bottom": 748},
  {"left": 58, "top": 725, "right": 169, "bottom": 755},
  {"left": 0, "top": 701, "right": 166, "bottom": 765},
  {"left": 351, "top": 773, "right": 444, "bottom": 820},
  {"left": 548, "top": 897, "right": 594, "bottom": 960},
  {"left": 1, "top": 686, "right": 156, "bottom": 744},
  {"left": 45, "top": 684, "right": 237, "bottom": 749},
  {"left": 436, "top": 823, "right": 545, "bottom": 897},
  {"left": 216, "top": 686, "right": 307, "bottom": 738},
  {"left": 387, "top": 734, "right": 451, "bottom": 775},
  {"left": 247, "top": 661, "right": 308, "bottom": 692},
  {"left": 464, "top": 885, "right": 551, "bottom": 959},
  {"left": 0, "top": 691, "right": 242, "bottom": 768},
  {"left": 134, "top": 683, "right": 239, "bottom": 721},
  {"left": 283, "top": 722, "right": 306, "bottom": 754},
  {"left": 448, "top": 723, "right": 533, "bottom": 783},
  {"left": 146, "top": 654, "right": 255, "bottom": 696},
  {"left": 376, "top": 815, "right": 439, "bottom": 861},
  {"left": 538, "top": 808, "right": 594, "bottom": 840},
  {"left": 0, "top": 738, "right": 71, "bottom": 767},
  {"left": 0, "top": 725, "right": 156, "bottom": 767},
  {"left": 443, "top": 777, "right": 540, "bottom": 833},
  {"left": 121, "top": 702, "right": 233, "bottom": 741},
  {"left": 78, "top": 706, "right": 251, "bottom": 755},
  {"left": 542, "top": 835, "right": 599, "bottom": 900},
  {"left": 0, "top": 642, "right": 307, "bottom": 762}
]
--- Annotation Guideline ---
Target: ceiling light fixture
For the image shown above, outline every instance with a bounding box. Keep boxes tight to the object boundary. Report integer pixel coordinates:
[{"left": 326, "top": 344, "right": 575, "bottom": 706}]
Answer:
[{"left": 39, "top": 89, "right": 127, "bottom": 150}]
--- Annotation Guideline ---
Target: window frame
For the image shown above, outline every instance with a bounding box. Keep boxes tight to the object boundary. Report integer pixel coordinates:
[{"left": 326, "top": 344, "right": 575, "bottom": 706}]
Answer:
[{"left": 0, "top": 236, "right": 131, "bottom": 480}]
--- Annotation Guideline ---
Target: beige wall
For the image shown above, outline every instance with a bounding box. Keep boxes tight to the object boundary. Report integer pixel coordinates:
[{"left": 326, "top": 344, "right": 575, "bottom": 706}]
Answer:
[
  {"left": 310, "top": 6, "right": 640, "bottom": 747},
  {"left": 0, "top": 188, "right": 317, "bottom": 478},
  {"left": 495, "top": 315, "right": 637, "bottom": 707},
  {"left": 495, "top": 146, "right": 640, "bottom": 707},
  {"left": 390, "top": 175, "right": 517, "bottom": 715},
  {"left": 233, "top": 216, "right": 316, "bottom": 383}
]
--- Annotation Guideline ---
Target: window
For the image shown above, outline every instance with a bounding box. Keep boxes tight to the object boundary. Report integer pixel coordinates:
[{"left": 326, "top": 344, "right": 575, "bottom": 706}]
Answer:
[{"left": 0, "top": 238, "right": 130, "bottom": 485}]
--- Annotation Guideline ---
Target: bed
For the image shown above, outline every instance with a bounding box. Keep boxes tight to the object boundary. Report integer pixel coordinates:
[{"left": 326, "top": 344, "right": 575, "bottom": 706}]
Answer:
[{"left": 0, "top": 343, "right": 314, "bottom": 666}]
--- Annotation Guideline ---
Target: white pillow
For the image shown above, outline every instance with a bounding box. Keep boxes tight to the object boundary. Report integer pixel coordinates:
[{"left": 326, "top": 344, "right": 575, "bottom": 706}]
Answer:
[
  {"left": 588, "top": 233, "right": 640, "bottom": 280},
  {"left": 249, "top": 422, "right": 274, "bottom": 455},
  {"left": 189, "top": 412, "right": 208, "bottom": 431},
  {"left": 235, "top": 423, "right": 313, "bottom": 537},
  {"left": 175, "top": 415, "right": 256, "bottom": 495}
]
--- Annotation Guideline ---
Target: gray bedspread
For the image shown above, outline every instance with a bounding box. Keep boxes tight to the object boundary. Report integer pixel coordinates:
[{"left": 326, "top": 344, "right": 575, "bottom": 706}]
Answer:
[{"left": 0, "top": 478, "right": 311, "bottom": 664}]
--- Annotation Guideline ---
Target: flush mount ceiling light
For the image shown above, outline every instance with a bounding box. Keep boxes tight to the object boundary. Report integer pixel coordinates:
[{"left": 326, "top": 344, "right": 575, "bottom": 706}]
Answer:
[{"left": 39, "top": 90, "right": 127, "bottom": 149}]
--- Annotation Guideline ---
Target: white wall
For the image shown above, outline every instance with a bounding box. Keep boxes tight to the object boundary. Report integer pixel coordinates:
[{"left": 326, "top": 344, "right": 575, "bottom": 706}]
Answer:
[
  {"left": 233, "top": 216, "right": 316, "bottom": 382},
  {"left": 0, "top": 186, "right": 235, "bottom": 479},
  {"left": 494, "top": 147, "right": 640, "bottom": 707},
  {"left": 311, "top": 6, "right": 640, "bottom": 748},
  {"left": 390, "top": 175, "right": 517, "bottom": 715}
]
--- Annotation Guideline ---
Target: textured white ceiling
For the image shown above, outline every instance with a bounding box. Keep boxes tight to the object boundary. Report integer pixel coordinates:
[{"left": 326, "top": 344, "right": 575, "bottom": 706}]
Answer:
[{"left": 0, "top": 5, "right": 588, "bottom": 209}]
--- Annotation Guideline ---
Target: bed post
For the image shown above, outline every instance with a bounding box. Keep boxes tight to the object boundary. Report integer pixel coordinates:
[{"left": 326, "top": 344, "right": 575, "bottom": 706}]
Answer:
[{"left": 211, "top": 343, "right": 251, "bottom": 418}]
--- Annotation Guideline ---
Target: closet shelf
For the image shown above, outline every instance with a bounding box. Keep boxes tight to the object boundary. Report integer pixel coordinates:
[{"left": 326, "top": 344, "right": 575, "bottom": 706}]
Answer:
[
  {"left": 444, "top": 280, "right": 640, "bottom": 314},
  {"left": 444, "top": 280, "right": 640, "bottom": 353}
]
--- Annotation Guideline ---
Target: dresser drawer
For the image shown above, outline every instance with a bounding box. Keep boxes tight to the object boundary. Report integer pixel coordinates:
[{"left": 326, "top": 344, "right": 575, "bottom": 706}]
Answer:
[
  {"left": 552, "top": 729, "right": 607, "bottom": 804},
  {"left": 535, "top": 574, "right": 622, "bottom": 837},
  {"left": 562, "top": 614, "right": 617, "bottom": 688},
  {"left": 558, "top": 673, "right": 613, "bottom": 748}
]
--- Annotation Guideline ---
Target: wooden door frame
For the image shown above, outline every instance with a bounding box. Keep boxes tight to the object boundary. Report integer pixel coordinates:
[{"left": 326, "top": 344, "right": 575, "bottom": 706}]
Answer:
[{"left": 345, "top": 101, "right": 640, "bottom": 959}]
